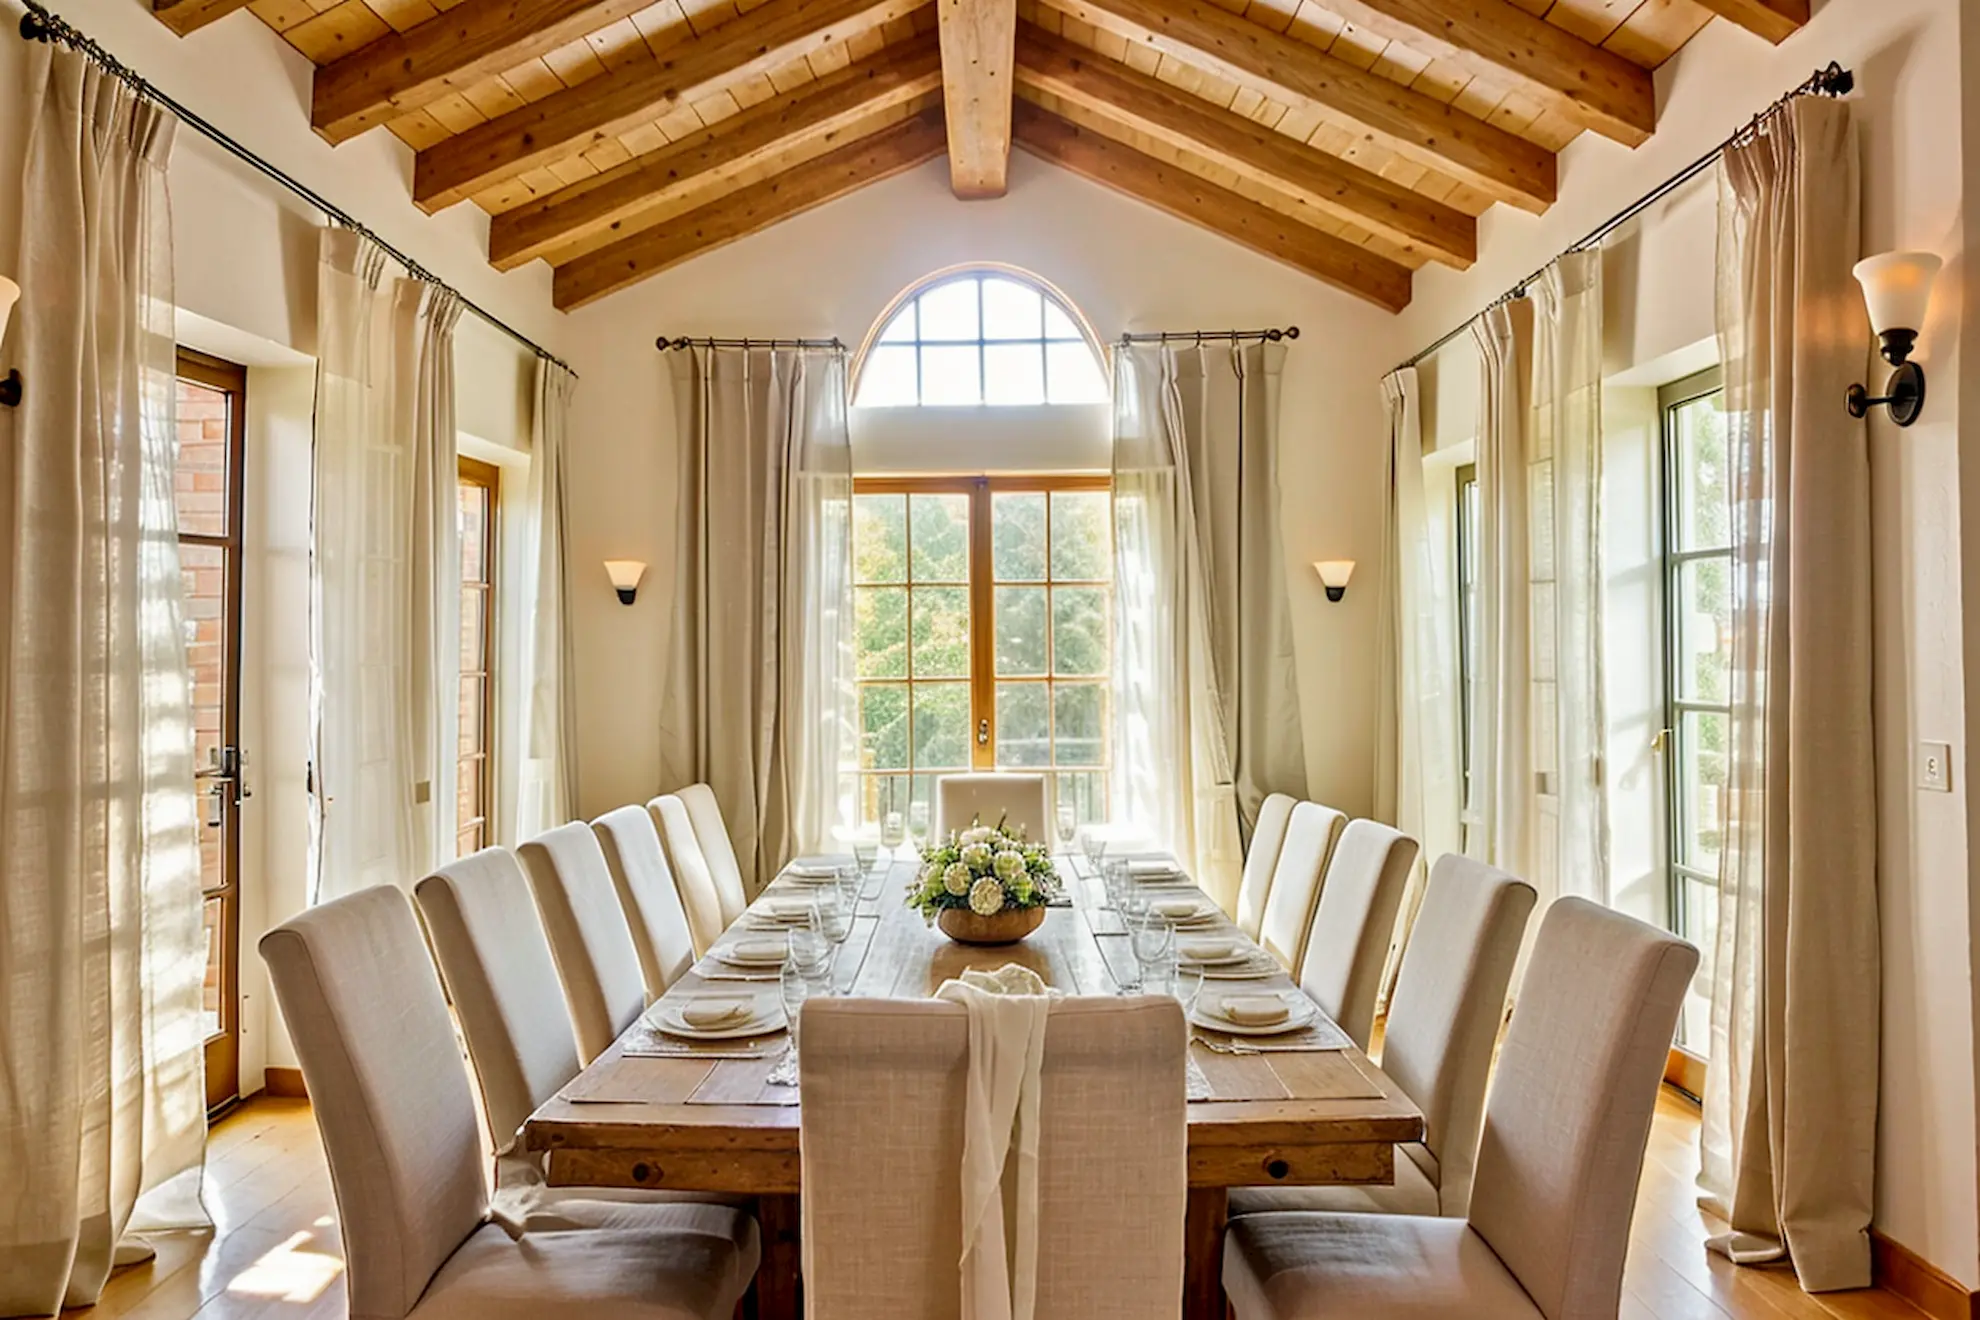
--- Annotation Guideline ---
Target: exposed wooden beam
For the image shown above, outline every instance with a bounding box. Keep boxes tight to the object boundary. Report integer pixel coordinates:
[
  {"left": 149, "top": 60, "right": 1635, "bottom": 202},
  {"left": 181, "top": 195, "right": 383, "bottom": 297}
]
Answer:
[
  {"left": 311, "top": 0, "right": 655, "bottom": 144},
  {"left": 937, "top": 0, "right": 1019, "bottom": 197},
  {"left": 412, "top": 0, "right": 923, "bottom": 213},
  {"left": 1044, "top": 0, "right": 1554, "bottom": 213},
  {"left": 1690, "top": 0, "right": 1808, "bottom": 44},
  {"left": 1011, "top": 102, "right": 1410, "bottom": 311},
  {"left": 1015, "top": 24, "right": 1472, "bottom": 269},
  {"left": 490, "top": 36, "right": 943, "bottom": 270},
  {"left": 553, "top": 110, "right": 949, "bottom": 309},
  {"left": 151, "top": 0, "right": 256, "bottom": 36},
  {"left": 1303, "top": 0, "right": 1654, "bottom": 146}
]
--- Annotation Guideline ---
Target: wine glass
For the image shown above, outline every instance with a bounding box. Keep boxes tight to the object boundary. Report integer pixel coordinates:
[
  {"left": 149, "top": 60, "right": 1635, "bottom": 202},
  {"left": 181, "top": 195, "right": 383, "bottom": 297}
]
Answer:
[
  {"left": 881, "top": 811, "right": 905, "bottom": 851},
  {"left": 908, "top": 800, "right": 930, "bottom": 844},
  {"left": 1081, "top": 830, "right": 1109, "bottom": 876},
  {"left": 853, "top": 840, "right": 879, "bottom": 875},
  {"left": 772, "top": 960, "right": 817, "bottom": 1086},
  {"left": 1055, "top": 804, "right": 1078, "bottom": 855},
  {"left": 810, "top": 892, "right": 851, "bottom": 947},
  {"left": 1176, "top": 962, "right": 1206, "bottom": 1017},
  {"left": 1130, "top": 915, "right": 1178, "bottom": 998},
  {"left": 788, "top": 925, "right": 833, "bottom": 979}
]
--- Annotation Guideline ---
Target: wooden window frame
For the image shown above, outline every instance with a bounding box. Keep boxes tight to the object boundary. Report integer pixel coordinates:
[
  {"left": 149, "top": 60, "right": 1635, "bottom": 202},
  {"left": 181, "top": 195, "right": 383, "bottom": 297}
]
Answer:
[{"left": 457, "top": 456, "right": 500, "bottom": 855}]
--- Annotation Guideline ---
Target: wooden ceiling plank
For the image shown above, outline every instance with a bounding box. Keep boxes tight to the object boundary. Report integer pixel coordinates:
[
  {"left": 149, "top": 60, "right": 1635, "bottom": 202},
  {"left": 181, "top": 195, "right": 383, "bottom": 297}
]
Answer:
[
  {"left": 1687, "top": 0, "right": 1804, "bottom": 44},
  {"left": 153, "top": 0, "right": 261, "bottom": 36},
  {"left": 413, "top": 0, "right": 922, "bottom": 212},
  {"left": 1011, "top": 101, "right": 1411, "bottom": 310},
  {"left": 1044, "top": 0, "right": 1555, "bottom": 211},
  {"left": 1016, "top": 23, "right": 1472, "bottom": 267},
  {"left": 552, "top": 108, "right": 949, "bottom": 308},
  {"left": 490, "top": 33, "right": 942, "bottom": 268},
  {"left": 938, "top": 0, "right": 1020, "bottom": 196},
  {"left": 1303, "top": 0, "right": 1655, "bottom": 145}
]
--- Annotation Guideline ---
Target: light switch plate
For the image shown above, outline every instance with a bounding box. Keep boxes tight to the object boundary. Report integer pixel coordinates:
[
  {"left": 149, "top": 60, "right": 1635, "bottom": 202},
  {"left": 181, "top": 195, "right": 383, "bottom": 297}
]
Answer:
[{"left": 1919, "top": 741, "right": 1954, "bottom": 793}]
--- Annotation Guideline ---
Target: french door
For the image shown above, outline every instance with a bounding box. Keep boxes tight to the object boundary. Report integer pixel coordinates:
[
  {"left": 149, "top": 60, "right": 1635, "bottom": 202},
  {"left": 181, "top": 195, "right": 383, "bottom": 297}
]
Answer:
[{"left": 176, "top": 349, "right": 248, "bottom": 1114}]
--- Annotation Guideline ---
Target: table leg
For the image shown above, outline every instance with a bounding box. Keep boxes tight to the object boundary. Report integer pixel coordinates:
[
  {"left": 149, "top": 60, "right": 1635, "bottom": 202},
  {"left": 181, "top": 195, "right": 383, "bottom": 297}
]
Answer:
[
  {"left": 751, "top": 1194, "right": 802, "bottom": 1320},
  {"left": 1184, "top": 1187, "right": 1230, "bottom": 1320}
]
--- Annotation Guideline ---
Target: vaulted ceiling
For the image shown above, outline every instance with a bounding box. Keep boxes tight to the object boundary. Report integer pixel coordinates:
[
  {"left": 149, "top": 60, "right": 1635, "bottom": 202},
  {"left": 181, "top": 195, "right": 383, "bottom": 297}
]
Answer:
[{"left": 154, "top": 0, "right": 1809, "bottom": 312}]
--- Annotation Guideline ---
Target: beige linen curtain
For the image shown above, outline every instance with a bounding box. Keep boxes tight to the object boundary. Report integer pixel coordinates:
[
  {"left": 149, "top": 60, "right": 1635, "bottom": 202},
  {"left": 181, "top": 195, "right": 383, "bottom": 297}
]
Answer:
[
  {"left": 1111, "top": 340, "right": 1305, "bottom": 910},
  {"left": 0, "top": 48, "right": 208, "bottom": 1313},
  {"left": 1701, "top": 95, "right": 1876, "bottom": 1294},
  {"left": 659, "top": 345, "right": 855, "bottom": 892},
  {"left": 511, "top": 358, "right": 579, "bottom": 842}
]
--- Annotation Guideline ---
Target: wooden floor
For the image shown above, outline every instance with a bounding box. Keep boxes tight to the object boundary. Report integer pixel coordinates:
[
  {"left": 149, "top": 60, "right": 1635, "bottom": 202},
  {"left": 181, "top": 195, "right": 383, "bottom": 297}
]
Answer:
[{"left": 75, "top": 1090, "right": 1925, "bottom": 1320}]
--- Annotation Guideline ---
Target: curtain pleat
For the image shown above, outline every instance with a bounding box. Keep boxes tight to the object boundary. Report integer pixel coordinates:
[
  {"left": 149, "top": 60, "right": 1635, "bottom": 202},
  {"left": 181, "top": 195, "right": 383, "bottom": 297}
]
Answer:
[{"left": 512, "top": 359, "right": 579, "bottom": 842}]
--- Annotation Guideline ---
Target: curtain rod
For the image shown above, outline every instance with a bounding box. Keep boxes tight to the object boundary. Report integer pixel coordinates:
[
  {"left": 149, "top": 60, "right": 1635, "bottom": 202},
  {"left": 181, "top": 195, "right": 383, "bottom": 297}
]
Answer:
[
  {"left": 15, "top": 0, "right": 578, "bottom": 379},
  {"left": 1118, "top": 327, "right": 1299, "bottom": 345},
  {"left": 1391, "top": 60, "right": 1853, "bottom": 375},
  {"left": 656, "top": 335, "right": 846, "bottom": 351}
]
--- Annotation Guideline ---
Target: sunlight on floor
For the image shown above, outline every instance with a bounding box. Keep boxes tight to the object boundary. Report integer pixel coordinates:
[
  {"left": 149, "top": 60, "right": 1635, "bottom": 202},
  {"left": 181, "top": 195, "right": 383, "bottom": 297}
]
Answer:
[{"left": 224, "top": 1230, "right": 344, "bottom": 1303}]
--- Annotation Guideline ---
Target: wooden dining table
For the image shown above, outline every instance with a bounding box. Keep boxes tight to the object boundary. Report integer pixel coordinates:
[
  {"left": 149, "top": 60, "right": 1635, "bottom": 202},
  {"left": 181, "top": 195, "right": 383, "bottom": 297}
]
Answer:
[{"left": 523, "top": 857, "right": 1424, "bottom": 1320}]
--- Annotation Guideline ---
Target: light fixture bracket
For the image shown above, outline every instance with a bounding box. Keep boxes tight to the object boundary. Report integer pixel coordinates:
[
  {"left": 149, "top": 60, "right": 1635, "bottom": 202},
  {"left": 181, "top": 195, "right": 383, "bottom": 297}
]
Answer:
[
  {"left": 615, "top": 586, "right": 637, "bottom": 606},
  {"left": 1847, "top": 360, "right": 1926, "bottom": 428},
  {"left": 0, "top": 369, "right": 20, "bottom": 408},
  {"left": 1876, "top": 328, "right": 1917, "bottom": 367},
  {"left": 1323, "top": 585, "right": 1346, "bottom": 603}
]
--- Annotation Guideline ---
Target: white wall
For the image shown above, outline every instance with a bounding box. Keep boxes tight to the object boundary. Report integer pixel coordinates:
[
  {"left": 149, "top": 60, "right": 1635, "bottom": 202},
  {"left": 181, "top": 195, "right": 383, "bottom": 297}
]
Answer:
[{"left": 559, "top": 151, "right": 1413, "bottom": 821}]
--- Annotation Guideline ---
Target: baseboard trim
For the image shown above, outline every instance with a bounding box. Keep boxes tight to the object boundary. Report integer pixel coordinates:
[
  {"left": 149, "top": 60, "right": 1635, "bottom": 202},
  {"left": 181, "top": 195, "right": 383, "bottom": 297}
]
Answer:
[
  {"left": 264, "top": 1066, "right": 308, "bottom": 1099},
  {"left": 1873, "top": 1231, "right": 1979, "bottom": 1320},
  {"left": 1663, "top": 1047, "right": 1706, "bottom": 1102}
]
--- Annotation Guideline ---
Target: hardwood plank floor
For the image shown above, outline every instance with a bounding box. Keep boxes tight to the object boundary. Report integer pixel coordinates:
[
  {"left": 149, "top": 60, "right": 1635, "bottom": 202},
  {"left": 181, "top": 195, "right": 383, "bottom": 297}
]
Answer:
[{"left": 73, "top": 1090, "right": 1925, "bottom": 1320}]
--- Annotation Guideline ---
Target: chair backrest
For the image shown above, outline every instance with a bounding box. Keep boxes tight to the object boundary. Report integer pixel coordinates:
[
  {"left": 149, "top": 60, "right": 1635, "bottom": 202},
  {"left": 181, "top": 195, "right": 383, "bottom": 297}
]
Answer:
[
  {"left": 1380, "top": 853, "right": 1535, "bottom": 1216},
  {"left": 1257, "top": 801, "right": 1347, "bottom": 971},
  {"left": 1468, "top": 897, "right": 1698, "bottom": 1320},
  {"left": 412, "top": 847, "right": 582, "bottom": 1158},
  {"left": 651, "top": 793, "right": 727, "bottom": 955},
  {"left": 1296, "top": 819, "right": 1420, "bottom": 1050},
  {"left": 677, "top": 782, "right": 750, "bottom": 921},
  {"left": 801, "top": 996, "right": 1187, "bottom": 1320},
  {"left": 592, "top": 804, "right": 697, "bottom": 999},
  {"left": 517, "top": 822, "right": 648, "bottom": 1063},
  {"left": 1234, "top": 792, "right": 1296, "bottom": 939},
  {"left": 259, "top": 887, "right": 484, "bottom": 1320},
  {"left": 933, "top": 772, "right": 1049, "bottom": 844}
]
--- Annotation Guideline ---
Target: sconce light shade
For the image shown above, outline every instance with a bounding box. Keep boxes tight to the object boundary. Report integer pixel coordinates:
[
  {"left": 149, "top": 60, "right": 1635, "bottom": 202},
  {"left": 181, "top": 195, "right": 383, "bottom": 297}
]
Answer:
[
  {"left": 1848, "top": 251, "right": 1939, "bottom": 427},
  {"left": 604, "top": 558, "right": 647, "bottom": 605},
  {"left": 1314, "top": 559, "right": 1355, "bottom": 603}
]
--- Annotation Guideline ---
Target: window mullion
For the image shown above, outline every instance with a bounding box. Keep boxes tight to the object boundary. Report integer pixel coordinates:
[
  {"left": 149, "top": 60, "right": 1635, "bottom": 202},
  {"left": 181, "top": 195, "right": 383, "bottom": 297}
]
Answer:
[{"left": 969, "top": 479, "right": 996, "bottom": 770}]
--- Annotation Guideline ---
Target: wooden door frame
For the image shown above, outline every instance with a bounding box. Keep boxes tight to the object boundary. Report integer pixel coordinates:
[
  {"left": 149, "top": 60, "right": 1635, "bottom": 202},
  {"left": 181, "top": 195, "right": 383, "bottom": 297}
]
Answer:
[{"left": 456, "top": 456, "right": 501, "bottom": 852}]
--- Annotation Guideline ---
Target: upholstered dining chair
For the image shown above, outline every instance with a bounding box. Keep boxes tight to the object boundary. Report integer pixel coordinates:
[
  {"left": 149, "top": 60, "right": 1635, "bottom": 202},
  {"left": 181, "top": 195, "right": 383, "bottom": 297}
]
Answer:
[
  {"left": 1257, "top": 801, "right": 1347, "bottom": 973},
  {"left": 518, "top": 822, "right": 648, "bottom": 1064},
  {"left": 650, "top": 793, "right": 727, "bottom": 956},
  {"left": 933, "top": 771, "right": 1048, "bottom": 843},
  {"left": 800, "top": 996, "right": 1188, "bottom": 1319},
  {"left": 1293, "top": 820, "right": 1419, "bottom": 1051},
  {"left": 1223, "top": 898, "right": 1698, "bottom": 1320},
  {"left": 676, "top": 783, "right": 751, "bottom": 920},
  {"left": 260, "top": 886, "right": 760, "bottom": 1320},
  {"left": 1234, "top": 793, "right": 1296, "bottom": 939},
  {"left": 591, "top": 805, "right": 697, "bottom": 1000},
  {"left": 1233, "top": 854, "right": 1535, "bottom": 1218}
]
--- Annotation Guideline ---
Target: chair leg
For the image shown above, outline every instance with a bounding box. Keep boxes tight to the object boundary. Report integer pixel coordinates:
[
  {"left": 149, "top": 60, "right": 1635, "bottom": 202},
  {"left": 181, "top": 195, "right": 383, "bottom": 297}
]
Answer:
[
  {"left": 752, "top": 1194, "right": 802, "bottom": 1320},
  {"left": 1184, "top": 1187, "right": 1230, "bottom": 1320}
]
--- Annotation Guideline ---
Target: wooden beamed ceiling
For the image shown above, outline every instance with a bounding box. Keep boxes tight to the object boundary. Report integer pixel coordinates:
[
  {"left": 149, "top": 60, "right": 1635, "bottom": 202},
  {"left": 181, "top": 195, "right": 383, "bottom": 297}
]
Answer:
[{"left": 160, "top": 0, "right": 1808, "bottom": 311}]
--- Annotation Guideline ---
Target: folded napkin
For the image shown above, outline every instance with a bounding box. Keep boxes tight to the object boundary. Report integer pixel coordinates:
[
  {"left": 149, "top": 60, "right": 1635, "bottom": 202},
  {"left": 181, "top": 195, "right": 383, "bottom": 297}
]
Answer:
[
  {"left": 760, "top": 897, "right": 813, "bottom": 922},
  {"left": 1215, "top": 994, "right": 1291, "bottom": 1027},
  {"left": 680, "top": 996, "right": 755, "bottom": 1028},
  {"left": 1129, "top": 858, "right": 1183, "bottom": 878},
  {"left": 1152, "top": 898, "right": 1206, "bottom": 921},
  {"left": 722, "top": 935, "right": 789, "bottom": 964},
  {"left": 1179, "top": 936, "right": 1239, "bottom": 963},
  {"left": 785, "top": 861, "right": 840, "bottom": 879}
]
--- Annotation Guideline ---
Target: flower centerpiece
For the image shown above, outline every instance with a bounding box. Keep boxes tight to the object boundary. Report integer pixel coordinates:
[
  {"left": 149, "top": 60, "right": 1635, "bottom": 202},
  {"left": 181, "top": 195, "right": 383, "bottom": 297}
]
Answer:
[{"left": 908, "top": 820, "right": 1060, "bottom": 946}]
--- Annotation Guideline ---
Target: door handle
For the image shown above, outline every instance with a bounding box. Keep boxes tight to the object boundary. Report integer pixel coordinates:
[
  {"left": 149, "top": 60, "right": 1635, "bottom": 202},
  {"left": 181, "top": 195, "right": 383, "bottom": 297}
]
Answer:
[{"left": 977, "top": 719, "right": 990, "bottom": 747}]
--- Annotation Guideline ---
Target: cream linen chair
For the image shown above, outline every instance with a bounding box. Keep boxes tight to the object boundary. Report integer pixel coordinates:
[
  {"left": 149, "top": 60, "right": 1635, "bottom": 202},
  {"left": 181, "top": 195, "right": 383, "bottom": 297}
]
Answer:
[
  {"left": 933, "top": 772, "right": 1048, "bottom": 843},
  {"left": 1256, "top": 801, "right": 1347, "bottom": 972},
  {"left": 592, "top": 805, "right": 696, "bottom": 999},
  {"left": 676, "top": 783, "right": 750, "bottom": 920},
  {"left": 260, "top": 886, "right": 759, "bottom": 1320},
  {"left": 1223, "top": 897, "right": 1698, "bottom": 1320},
  {"left": 518, "top": 822, "right": 648, "bottom": 1064},
  {"left": 801, "top": 996, "right": 1187, "bottom": 1319},
  {"left": 1234, "top": 793, "right": 1296, "bottom": 939},
  {"left": 1233, "top": 854, "right": 1535, "bottom": 1218},
  {"left": 1293, "top": 820, "right": 1419, "bottom": 1051},
  {"left": 650, "top": 793, "right": 727, "bottom": 956}
]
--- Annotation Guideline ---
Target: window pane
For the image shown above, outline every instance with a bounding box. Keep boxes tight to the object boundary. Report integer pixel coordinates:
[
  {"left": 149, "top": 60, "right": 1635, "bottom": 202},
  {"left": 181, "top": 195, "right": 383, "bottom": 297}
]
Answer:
[
  {"left": 1051, "top": 586, "right": 1109, "bottom": 676},
  {"left": 920, "top": 345, "right": 982, "bottom": 405},
  {"left": 878, "top": 305, "right": 916, "bottom": 343},
  {"left": 180, "top": 542, "right": 227, "bottom": 774},
  {"left": 1055, "top": 771, "right": 1107, "bottom": 827},
  {"left": 918, "top": 279, "right": 980, "bottom": 341},
  {"left": 459, "top": 676, "right": 485, "bottom": 754},
  {"left": 457, "top": 826, "right": 484, "bottom": 860},
  {"left": 983, "top": 277, "right": 1043, "bottom": 339},
  {"left": 855, "top": 586, "right": 908, "bottom": 678},
  {"left": 912, "top": 683, "right": 971, "bottom": 769},
  {"left": 992, "top": 492, "right": 1047, "bottom": 581},
  {"left": 1674, "top": 390, "right": 1730, "bottom": 551},
  {"left": 1674, "top": 556, "right": 1732, "bottom": 704},
  {"left": 984, "top": 344, "right": 1045, "bottom": 406},
  {"left": 1676, "top": 873, "right": 1718, "bottom": 1049},
  {"left": 460, "top": 588, "right": 485, "bottom": 668},
  {"left": 858, "top": 773, "right": 911, "bottom": 828},
  {"left": 458, "top": 759, "right": 483, "bottom": 831},
  {"left": 1049, "top": 491, "right": 1111, "bottom": 580},
  {"left": 857, "top": 345, "right": 918, "bottom": 407},
  {"left": 909, "top": 494, "right": 969, "bottom": 582},
  {"left": 1054, "top": 683, "right": 1106, "bottom": 765},
  {"left": 996, "top": 681, "right": 1050, "bottom": 767},
  {"left": 995, "top": 586, "right": 1048, "bottom": 676},
  {"left": 910, "top": 585, "right": 970, "bottom": 678},
  {"left": 1045, "top": 340, "right": 1108, "bottom": 404},
  {"left": 458, "top": 485, "right": 488, "bottom": 580},
  {"left": 174, "top": 377, "right": 231, "bottom": 538},
  {"left": 1043, "top": 300, "right": 1082, "bottom": 341},
  {"left": 1677, "top": 709, "right": 1727, "bottom": 875},
  {"left": 854, "top": 493, "right": 907, "bottom": 583},
  {"left": 202, "top": 896, "right": 224, "bottom": 1038},
  {"left": 859, "top": 684, "right": 909, "bottom": 769}
]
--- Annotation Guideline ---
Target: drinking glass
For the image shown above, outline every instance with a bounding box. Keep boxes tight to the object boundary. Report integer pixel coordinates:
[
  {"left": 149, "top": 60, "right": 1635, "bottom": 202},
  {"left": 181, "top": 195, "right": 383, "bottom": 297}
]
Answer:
[
  {"left": 1081, "top": 831, "right": 1109, "bottom": 876},
  {"left": 1131, "top": 915, "right": 1178, "bottom": 998},
  {"left": 1176, "top": 963, "right": 1206, "bottom": 1017},
  {"left": 772, "top": 960, "right": 820, "bottom": 1085},
  {"left": 881, "top": 811, "right": 905, "bottom": 850},
  {"left": 788, "top": 926, "right": 833, "bottom": 979},
  {"left": 908, "top": 800, "right": 930, "bottom": 844},
  {"left": 810, "top": 892, "right": 851, "bottom": 947},
  {"left": 836, "top": 863, "right": 863, "bottom": 911},
  {"left": 1055, "top": 805, "right": 1078, "bottom": 854},
  {"left": 853, "top": 840, "right": 879, "bottom": 875}
]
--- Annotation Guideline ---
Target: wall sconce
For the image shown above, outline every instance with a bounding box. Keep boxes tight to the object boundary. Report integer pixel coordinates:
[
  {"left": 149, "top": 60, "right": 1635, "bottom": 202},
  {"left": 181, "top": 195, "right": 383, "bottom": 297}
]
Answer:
[
  {"left": 1313, "top": 560, "right": 1355, "bottom": 603},
  {"left": 604, "top": 559, "right": 647, "bottom": 605},
  {"left": 0, "top": 275, "right": 20, "bottom": 408},
  {"left": 1848, "top": 251, "right": 1940, "bottom": 427}
]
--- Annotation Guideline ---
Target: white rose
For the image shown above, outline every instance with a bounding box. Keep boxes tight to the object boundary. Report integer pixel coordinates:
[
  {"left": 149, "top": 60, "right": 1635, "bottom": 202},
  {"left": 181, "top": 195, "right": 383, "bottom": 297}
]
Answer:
[
  {"left": 993, "top": 849, "right": 1026, "bottom": 881},
  {"left": 960, "top": 842, "right": 992, "bottom": 870},
  {"left": 968, "top": 876, "right": 1006, "bottom": 916},
  {"left": 943, "top": 862, "right": 972, "bottom": 896},
  {"left": 960, "top": 826, "right": 995, "bottom": 847}
]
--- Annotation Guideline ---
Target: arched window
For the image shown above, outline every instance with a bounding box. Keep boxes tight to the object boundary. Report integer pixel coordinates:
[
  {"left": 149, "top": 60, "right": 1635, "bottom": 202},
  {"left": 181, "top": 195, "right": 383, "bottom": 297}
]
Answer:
[{"left": 854, "top": 270, "right": 1108, "bottom": 407}]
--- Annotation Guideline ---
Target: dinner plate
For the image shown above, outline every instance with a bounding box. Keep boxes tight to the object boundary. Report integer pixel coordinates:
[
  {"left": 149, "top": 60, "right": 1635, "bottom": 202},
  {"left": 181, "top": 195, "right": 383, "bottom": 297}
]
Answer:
[
  {"left": 712, "top": 936, "right": 789, "bottom": 968},
  {"left": 1189, "top": 992, "right": 1317, "bottom": 1037},
  {"left": 1177, "top": 938, "right": 1249, "bottom": 967},
  {"left": 649, "top": 995, "right": 788, "bottom": 1041},
  {"left": 1150, "top": 898, "right": 1219, "bottom": 925}
]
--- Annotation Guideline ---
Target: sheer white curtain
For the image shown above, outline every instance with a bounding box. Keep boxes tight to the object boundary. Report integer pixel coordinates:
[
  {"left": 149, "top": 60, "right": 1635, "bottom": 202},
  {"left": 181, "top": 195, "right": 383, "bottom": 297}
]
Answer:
[
  {"left": 1701, "top": 96, "right": 1876, "bottom": 1294},
  {"left": 659, "top": 345, "right": 854, "bottom": 889},
  {"left": 511, "top": 358, "right": 578, "bottom": 842},
  {"left": 309, "top": 229, "right": 463, "bottom": 900},
  {"left": 1110, "top": 340, "right": 1305, "bottom": 910},
  {"left": 0, "top": 48, "right": 207, "bottom": 1313}
]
